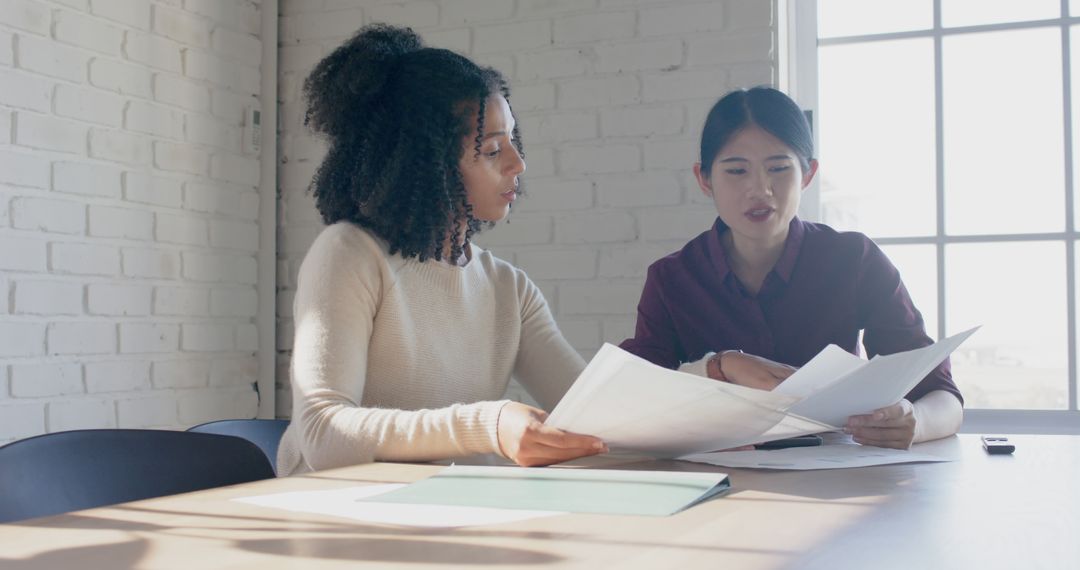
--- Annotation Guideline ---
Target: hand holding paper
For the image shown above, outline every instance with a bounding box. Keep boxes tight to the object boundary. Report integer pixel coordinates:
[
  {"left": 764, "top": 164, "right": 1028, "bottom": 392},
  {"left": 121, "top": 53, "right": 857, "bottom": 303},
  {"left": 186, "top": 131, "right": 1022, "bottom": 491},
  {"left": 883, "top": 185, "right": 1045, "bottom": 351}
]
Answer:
[
  {"left": 497, "top": 401, "right": 607, "bottom": 467},
  {"left": 544, "top": 343, "right": 834, "bottom": 457},
  {"left": 545, "top": 327, "right": 978, "bottom": 458},
  {"left": 719, "top": 352, "right": 798, "bottom": 390},
  {"left": 777, "top": 327, "right": 978, "bottom": 427},
  {"left": 844, "top": 397, "right": 918, "bottom": 449}
]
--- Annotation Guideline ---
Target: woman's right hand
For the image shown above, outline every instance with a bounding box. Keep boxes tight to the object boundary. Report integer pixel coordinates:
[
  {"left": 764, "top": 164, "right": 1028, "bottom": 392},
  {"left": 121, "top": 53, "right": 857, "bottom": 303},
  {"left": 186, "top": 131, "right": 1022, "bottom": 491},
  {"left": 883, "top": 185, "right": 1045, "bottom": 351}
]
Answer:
[
  {"left": 712, "top": 352, "right": 797, "bottom": 391},
  {"left": 496, "top": 402, "right": 608, "bottom": 467}
]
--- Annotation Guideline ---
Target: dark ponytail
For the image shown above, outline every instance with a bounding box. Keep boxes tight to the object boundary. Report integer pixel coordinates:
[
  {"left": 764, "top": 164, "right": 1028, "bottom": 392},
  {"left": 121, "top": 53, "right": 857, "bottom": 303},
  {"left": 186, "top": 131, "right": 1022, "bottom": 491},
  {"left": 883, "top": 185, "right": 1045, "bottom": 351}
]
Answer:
[{"left": 699, "top": 87, "right": 813, "bottom": 176}]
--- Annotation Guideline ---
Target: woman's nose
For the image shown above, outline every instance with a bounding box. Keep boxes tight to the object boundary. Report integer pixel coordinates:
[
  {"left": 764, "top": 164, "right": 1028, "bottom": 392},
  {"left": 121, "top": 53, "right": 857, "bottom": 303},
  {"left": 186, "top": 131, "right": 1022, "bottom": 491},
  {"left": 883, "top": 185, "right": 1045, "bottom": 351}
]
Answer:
[
  {"left": 746, "top": 170, "right": 771, "bottom": 197},
  {"left": 506, "top": 146, "right": 526, "bottom": 176}
]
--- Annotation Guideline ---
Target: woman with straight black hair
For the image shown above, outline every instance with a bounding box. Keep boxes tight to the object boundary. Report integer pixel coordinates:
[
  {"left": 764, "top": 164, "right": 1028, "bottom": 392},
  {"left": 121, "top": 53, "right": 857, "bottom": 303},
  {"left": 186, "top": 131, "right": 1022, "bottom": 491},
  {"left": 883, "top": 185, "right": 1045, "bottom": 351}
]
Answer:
[
  {"left": 277, "top": 24, "right": 606, "bottom": 475},
  {"left": 620, "top": 86, "right": 963, "bottom": 449}
]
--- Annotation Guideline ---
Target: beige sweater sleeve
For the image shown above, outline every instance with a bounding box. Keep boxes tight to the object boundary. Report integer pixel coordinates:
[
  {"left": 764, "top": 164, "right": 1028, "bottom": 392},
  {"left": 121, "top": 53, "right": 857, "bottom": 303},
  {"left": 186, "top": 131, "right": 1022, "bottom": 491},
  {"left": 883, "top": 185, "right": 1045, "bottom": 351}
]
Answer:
[
  {"left": 510, "top": 271, "right": 587, "bottom": 411},
  {"left": 286, "top": 226, "right": 506, "bottom": 472}
]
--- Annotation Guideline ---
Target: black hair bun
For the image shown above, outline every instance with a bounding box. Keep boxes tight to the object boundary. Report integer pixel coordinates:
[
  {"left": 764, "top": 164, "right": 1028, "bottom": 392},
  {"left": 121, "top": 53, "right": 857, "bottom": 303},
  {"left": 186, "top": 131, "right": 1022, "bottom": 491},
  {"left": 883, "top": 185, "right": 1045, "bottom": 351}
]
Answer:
[{"left": 303, "top": 24, "right": 424, "bottom": 139}]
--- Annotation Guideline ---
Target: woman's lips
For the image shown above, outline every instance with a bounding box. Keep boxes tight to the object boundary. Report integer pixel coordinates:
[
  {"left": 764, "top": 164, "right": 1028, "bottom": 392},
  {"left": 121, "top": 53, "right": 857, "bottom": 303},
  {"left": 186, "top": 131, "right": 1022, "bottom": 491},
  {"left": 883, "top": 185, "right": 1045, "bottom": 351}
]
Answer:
[
  {"left": 745, "top": 207, "right": 774, "bottom": 222},
  {"left": 501, "top": 189, "right": 517, "bottom": 202}
]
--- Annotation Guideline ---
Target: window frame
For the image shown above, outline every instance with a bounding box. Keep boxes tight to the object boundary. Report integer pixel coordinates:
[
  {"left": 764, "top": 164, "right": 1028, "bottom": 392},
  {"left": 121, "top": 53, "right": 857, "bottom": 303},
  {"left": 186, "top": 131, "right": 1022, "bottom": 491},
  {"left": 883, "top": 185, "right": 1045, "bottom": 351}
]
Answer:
[{"left": 783, "top": 0, "right": 1080, "bottom": 434}]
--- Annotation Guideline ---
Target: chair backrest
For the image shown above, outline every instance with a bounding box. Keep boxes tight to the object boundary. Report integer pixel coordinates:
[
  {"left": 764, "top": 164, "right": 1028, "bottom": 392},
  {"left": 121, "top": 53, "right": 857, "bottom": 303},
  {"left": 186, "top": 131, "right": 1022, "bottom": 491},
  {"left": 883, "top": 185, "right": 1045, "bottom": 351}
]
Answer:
[
  {"left": 0, "top": 429, "right": 276, "bottom": 523},
  {"left": 187, "top": 419, "right": 289, "bottom": 473}
]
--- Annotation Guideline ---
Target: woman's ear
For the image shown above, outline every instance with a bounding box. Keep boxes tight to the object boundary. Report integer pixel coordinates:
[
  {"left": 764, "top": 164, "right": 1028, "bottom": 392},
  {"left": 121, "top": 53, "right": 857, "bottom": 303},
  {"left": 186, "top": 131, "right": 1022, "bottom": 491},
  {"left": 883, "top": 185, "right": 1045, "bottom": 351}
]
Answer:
[
  {"left": 801, "top": 159, "right": 819, "bottom": 189},
  {"left": 693, "top": 162, "right": 713, "bottom": 198}
]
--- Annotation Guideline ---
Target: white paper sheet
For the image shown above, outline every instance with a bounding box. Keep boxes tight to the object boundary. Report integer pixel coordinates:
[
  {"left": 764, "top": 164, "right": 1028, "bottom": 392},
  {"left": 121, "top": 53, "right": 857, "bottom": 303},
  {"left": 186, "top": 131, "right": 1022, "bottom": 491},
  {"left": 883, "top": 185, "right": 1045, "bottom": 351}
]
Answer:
[
  {"left": 679, "top": 443, "right": 952, "bottom": 470},
  {"left": 546, "top": 328, "right": 977, "bottom": 458},
  {"left": 772, "top": 344, "right": 866, "bottom": 398},
  {"left": 234, "top": 484, "right": 564, "bottom": 527},
  {"left": 546, "top": 343, "right": 835, "bottom": 457},
  {"left": 782, "top": 327, "right": 979, "bottom": 427}
]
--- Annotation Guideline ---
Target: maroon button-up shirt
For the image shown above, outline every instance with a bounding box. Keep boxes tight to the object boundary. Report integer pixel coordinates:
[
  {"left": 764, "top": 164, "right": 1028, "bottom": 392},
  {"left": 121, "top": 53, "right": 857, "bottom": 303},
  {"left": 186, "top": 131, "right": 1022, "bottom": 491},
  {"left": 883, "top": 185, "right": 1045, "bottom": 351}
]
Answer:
[{"left": 620, "top": 217, "right": 962, "bottom": 404}]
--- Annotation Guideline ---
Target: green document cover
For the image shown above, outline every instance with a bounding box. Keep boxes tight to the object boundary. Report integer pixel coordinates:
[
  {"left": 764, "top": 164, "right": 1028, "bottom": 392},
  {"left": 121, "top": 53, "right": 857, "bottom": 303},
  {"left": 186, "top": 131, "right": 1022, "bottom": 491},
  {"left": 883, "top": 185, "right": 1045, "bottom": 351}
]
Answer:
[{"left": 359, "top": 465, "right": 731, "bottom": 516}]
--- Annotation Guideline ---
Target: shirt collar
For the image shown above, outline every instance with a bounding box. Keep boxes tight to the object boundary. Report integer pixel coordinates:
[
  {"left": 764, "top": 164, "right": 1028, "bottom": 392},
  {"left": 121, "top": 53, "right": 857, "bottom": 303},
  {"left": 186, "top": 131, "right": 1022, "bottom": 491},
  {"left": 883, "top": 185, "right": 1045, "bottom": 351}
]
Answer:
[
  {"left": 707, "top": 217, "right": 806, "bottom": 285},
  {"left": 772, "top": 217, "right": 805, "bottom": 283},
  {"left": 707, "top": 217, "right": 734, "bottom": 282}
]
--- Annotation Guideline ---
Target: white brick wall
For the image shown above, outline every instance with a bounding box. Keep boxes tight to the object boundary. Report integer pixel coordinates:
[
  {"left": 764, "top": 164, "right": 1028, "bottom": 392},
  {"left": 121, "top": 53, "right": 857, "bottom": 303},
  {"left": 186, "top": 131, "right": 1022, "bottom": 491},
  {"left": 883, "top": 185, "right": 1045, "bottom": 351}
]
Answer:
[
  {"left": 12, "top": 196, "right": 85, "bottom": 234},
  {"left": 11, "top": 362, "right": 83, "bottom": 397},
  {"left": 0, "top": 0, "right": 267, "bottom": 444},
  {"left": 153, "top": 358, "right": 210, "bottom": 388},
  {"left": 154, "top": 285, "right": 210, "bottom": 315},
  {"left": 13, "top": 279, "right": 83, "bottom": 314},
  {"left": 88, "top": 283, "right": 153, "bottom": 315},
  {"left": 85, "top": 360, "right": 150, "bottom": 392},
  {"left": 275, "top": 0, "right": 775, "bottom": 414},
  {"left": 119, "top": 322, "right": 180, "bottom": 354},
  {"left": 55, "top": 84, "right": 125, "bottom": 126},
  {"left": 92, "top": 0, "right": 152, "bottom": 30}
]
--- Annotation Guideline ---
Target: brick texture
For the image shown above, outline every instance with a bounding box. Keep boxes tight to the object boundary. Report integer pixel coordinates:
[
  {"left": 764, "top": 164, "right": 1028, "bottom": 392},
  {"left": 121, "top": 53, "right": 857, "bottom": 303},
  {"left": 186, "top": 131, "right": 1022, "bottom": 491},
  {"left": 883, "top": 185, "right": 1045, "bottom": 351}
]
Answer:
[{"left": 0, "top": 0, "right": 266, "bottom": 441}]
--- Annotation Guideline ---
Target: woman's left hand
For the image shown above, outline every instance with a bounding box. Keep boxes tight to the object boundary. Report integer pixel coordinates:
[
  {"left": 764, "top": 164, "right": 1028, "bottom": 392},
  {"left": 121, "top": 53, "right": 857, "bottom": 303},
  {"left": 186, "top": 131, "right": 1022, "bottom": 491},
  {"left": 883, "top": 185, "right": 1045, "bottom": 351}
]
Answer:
[{"left": 844, "top": 399, "right": 917, "bottom": 449}]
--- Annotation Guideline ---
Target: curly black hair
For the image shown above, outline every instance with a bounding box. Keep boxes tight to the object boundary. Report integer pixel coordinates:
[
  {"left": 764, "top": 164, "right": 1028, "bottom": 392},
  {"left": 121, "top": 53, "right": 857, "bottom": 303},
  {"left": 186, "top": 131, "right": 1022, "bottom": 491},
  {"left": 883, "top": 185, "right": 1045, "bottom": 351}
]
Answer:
[{"left": 303, "top": 24, "right": 523, "bottom": 262}]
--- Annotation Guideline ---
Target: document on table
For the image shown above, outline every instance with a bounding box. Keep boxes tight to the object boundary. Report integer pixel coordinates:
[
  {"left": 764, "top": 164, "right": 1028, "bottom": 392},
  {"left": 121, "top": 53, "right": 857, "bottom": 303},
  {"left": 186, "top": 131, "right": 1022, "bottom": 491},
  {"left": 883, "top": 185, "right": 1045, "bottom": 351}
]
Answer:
[
  {"left": 546, "top": 328, "right": 977, "bottom": 457},
  {"left": 680, "top": 442, "right": 953, "bottom": 471},
  {"left": 234, "top": 484, "right": 564, "bottom": 528},
  {"left": 361, "top": 465, "right": 731, "bottom": 516}
]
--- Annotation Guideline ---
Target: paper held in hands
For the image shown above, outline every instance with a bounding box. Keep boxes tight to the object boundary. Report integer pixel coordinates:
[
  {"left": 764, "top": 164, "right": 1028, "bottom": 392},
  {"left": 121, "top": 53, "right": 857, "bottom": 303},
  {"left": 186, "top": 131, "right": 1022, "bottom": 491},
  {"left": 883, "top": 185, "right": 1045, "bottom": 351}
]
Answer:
[
  {"left": 545, "top": 327, "right": 979, "bottom": 458},
  {"left": 774, "top": 326, "right": 979, "bottom": 426}
]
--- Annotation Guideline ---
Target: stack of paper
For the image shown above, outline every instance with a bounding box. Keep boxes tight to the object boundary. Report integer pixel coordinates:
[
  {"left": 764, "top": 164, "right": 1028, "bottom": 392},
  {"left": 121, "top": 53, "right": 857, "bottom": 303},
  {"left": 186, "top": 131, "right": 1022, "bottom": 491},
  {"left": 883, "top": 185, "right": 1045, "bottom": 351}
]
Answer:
[
  {"left": 545, "top": 327, "right": 977, "bottom": 457},
  {"left": 681, "top": 438, "right": 953, "bottom": 470}
]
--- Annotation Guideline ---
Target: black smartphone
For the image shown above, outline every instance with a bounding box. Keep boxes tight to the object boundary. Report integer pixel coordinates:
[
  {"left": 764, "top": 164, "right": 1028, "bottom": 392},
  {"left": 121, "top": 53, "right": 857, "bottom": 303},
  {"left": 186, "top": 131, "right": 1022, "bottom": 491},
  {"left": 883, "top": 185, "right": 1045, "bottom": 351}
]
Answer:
[
  {"left": 981, "top": 435, "right": 1015, "bottom": 455},
  {"left": 754, "top": 434, "right": 824, "bottom": 450}
]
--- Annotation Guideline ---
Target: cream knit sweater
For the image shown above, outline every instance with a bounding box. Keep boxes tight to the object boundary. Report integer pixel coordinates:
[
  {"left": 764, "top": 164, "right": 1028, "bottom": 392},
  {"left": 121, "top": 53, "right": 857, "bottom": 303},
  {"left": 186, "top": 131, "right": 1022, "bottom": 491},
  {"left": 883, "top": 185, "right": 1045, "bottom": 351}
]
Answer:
[{"left": 277, "top": 222, "right": 586, "bottom": 475}]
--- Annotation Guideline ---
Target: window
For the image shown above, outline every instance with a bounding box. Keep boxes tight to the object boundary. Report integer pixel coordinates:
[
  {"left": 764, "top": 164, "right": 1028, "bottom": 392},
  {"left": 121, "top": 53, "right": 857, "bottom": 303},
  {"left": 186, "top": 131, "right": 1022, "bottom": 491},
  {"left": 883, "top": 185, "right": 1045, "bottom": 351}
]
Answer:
[{"left": 785, "top": 0, "right": 1080, "bottom": 433}]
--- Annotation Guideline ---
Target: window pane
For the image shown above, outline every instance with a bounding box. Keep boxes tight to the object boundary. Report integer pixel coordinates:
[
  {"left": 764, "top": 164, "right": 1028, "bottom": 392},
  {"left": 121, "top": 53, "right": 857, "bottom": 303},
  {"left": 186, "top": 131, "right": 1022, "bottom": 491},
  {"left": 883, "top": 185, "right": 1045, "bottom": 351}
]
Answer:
[
  {"left": 943, "top": 29, "right": 1064, "bottom": 235},
  {"left": 1073, "top": 25, "right": 1080, "bottom": 230},
  {"left": 818, "top": 0, "right": 932, "bottom": 39},
  {"left": 819, "top": 39, "right": 936, "bottom": 237},
  {"left": 1074, "top": 0, "right": 1080, "bottom": 17},
  {"left": 943, "top": 0, "right": 1060, "bottom": 28},
  {"left": 946, "top": 242, "right": 1067, "bottom": 410},
  {"left": 879, "top": 244, "right": 938, "bottom": 338}
]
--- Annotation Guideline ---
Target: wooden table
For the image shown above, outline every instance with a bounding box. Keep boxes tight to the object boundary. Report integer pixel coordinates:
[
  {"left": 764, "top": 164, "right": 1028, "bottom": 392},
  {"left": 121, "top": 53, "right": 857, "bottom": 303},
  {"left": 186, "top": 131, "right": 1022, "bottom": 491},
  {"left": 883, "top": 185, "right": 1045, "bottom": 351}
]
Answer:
[{"left": 1, "top": 434, "right": 1076, "bottom": 569}]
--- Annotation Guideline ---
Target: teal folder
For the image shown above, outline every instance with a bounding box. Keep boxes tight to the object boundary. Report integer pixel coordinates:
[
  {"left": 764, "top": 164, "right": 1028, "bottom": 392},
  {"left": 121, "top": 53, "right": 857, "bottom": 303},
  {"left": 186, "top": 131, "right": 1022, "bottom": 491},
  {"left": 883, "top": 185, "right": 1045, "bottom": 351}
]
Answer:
[{"left": 359, "top": 465, "right": 731, "bottom": 516}]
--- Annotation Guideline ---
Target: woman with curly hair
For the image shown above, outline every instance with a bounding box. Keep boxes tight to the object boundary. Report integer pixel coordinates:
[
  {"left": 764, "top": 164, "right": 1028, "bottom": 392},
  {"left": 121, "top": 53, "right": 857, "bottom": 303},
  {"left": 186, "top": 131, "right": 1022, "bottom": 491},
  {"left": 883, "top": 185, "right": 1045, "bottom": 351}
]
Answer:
[{"left": 277, "top": 24, "right": 606, "bottom": 475}]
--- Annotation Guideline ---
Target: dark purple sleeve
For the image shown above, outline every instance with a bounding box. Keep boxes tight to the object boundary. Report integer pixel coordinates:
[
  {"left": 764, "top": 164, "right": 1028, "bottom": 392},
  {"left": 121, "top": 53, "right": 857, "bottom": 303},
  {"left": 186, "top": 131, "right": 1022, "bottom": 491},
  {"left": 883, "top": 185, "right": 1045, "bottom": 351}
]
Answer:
[
  {"left": 619, "top": 263, "right": 683, "bottom": 370},
  {"left": 856, "top": 239, "right": 963, "bottom": 405}
]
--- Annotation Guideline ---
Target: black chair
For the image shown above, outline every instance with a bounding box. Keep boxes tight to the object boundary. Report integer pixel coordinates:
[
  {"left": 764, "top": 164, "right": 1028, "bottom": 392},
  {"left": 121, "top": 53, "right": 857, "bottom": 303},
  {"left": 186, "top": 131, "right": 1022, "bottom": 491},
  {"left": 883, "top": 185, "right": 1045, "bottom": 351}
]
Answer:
[
  {"left": 187, "top": 419, "right": 289, "bottom": 473},
  {"left": 0, "top": 429, "right": 276, "bottom": 523}
]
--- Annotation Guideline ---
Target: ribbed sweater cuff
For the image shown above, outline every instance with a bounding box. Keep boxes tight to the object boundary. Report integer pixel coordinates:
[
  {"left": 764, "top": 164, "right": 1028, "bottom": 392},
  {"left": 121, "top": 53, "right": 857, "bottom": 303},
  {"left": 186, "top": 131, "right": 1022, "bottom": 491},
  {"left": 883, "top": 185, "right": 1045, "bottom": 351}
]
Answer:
[
  {"left": 678, "top": 353, "right": 714, "bottom": 378},
  {"left": 455, "top": 400, "right": 511, "bottom": 457}
]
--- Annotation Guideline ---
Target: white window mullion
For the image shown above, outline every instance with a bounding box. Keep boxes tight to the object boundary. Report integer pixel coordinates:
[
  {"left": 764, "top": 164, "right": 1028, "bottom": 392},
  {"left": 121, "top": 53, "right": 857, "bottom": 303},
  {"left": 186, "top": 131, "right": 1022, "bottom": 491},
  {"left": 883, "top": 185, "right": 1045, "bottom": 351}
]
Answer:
[
  {"left": 934, "top": 0, "right": 947, "bottom": 342},
  {"left": 786, "top": 0, "right": 822, "bottom": 224},
  {"left": 1061, "top": 0, "right": 1078, "bottom": 410}
]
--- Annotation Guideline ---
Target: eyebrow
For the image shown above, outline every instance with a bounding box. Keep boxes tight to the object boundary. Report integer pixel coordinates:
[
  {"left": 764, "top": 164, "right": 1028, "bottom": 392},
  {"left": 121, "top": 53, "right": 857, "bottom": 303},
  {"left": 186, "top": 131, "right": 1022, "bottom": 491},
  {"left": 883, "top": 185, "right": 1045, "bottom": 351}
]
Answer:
[
  {"left": 478, "top": 124, "right": 516, "bottom": 141},
  {"left": 717, "top": 154, "right": 794, "bottom": 163}
]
